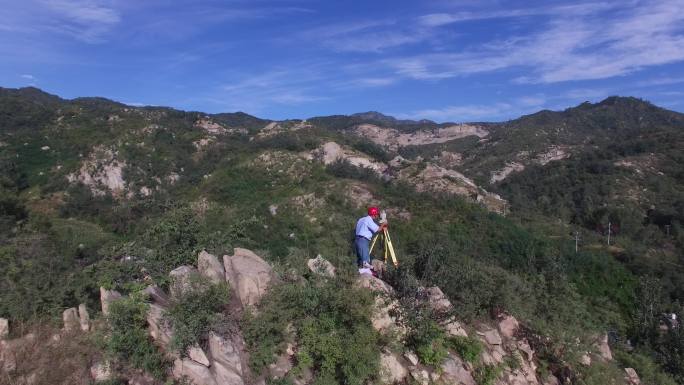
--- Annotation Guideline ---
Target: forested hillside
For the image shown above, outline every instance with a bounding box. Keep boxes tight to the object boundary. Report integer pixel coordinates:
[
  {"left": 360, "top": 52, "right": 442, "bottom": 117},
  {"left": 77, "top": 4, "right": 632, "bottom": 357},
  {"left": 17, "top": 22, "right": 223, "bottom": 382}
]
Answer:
[{"left": 1, "top": 87, "right": 683, "bottom": 385}]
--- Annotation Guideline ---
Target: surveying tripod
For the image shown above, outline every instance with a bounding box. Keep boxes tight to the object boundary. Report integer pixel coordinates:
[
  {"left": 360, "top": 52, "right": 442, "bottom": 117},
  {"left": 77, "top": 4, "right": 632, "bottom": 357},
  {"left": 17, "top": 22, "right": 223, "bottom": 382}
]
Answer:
[{"left": 368, "top": 211, "right": 398, "bottom": 267}]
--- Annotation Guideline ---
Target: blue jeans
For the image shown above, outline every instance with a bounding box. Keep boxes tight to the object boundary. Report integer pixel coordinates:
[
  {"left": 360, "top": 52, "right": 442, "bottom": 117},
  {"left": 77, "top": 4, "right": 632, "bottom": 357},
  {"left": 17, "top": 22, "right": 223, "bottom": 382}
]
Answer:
[{"left": 355, "top": 236, "right": 371, "bottom": 267}]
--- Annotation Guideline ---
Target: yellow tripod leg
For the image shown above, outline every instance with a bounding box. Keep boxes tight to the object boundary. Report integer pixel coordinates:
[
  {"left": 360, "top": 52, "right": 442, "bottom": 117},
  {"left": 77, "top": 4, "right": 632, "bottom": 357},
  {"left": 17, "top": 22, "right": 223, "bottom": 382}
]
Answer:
[
  {"left": 369, "top": 234, "right": 379, "bottom": 256},
  {"left": 384, "top": 229, "right": 399, "bottom": 267},
  {"left": 383, "top": 232, "right": 388, "bottom": 264}
]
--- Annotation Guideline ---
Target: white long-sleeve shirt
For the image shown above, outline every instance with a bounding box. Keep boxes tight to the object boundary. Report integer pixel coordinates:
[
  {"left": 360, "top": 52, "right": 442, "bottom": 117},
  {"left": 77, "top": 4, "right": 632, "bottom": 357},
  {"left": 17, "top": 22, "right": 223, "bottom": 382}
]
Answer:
[{"left": 355, "top": 215, "right": 380, "bottom": 240}]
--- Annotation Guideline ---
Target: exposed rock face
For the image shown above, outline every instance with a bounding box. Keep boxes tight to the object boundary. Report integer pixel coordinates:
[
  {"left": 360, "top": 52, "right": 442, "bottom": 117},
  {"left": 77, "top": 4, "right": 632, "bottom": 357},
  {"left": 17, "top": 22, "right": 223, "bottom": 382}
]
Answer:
[
  {"left": 62, "top": 308, "right": 80, "bottom": 332},
  {"left": 409, "top": 366, "right": 430, "bottom": 385},
  {"left": 425, "top": 286, "right": 453, "bottom": 312},
  {"left": 397, "top": 163, "right": 507, "bottom": 213},
  {"left": 147, "top": 303, "right": 173, "bottom": 347},
  {"left": 535, "top": 146, "right": 569, "bottom": 165},
  {"left": 169, "top": 265, "right": 200, "bottom": 297},
  {"left": 497, "top": 314, "right": 519, "bottom": 339},
  {"left": 208, "top": 332, "right": 245, "bottom": 385},
  {"left": 444, "top": 320, "right": 468, "bottom": 337},
  {"left": 379, "top": 352, "right": 409, "bottom": 384},
  {"left": 223, "top": 248, "right": 273, "bottom": 308},
  {"left": 0, "top": 318, "right": 8, "bottom": 340},
  {"left": 441, "top": 356, "right": 476, "bottom": 385},
  {"left": 316, "top": 141, "right": 388, "bottom": 174},
  {"left": 90, "top": 361, "right": 112, "bottom": 382},
  {"left": 188, "top": 345, "right": 211, "bottom": 367},
  {"left": 67, "top": 146, "right": 127, "bottom": 196},
  {"left": 143, "top": 285, "right": 170, "bottom": 307},
  {"left": 173, "top": 358, "right": 218, "bottom": 385},
  {"left": 78, "top": 304, "right": 90, "bottom": 332},
  {"left": 404, "top": 351, "right": 419, "bottom": 366},
  {"left": 597, "top": 333, "right": 613, "bottom": 361},
  {"left": 198, "top": 250, "right": 226, "bottom": 284},
  {"left": 356, "top": 275, "right": 398, "bottom": 333},
  {"left": 624, "top": 368, "right": 641, "bottom": 385},
  {"left": 194, "top": 118, "right": 227, "bottom": 135},
  {"left": 491, "top": 162, "right": 525, "bottom": 183},
  {"left": 352, "top": 123, "right": 489, "bottom": 151},
  {"left": 100, "top": 287, "right": 122, "bottom": 316},
  {"left": 479, "top": 328, "right": 503, "bottom": 346},
  {"left": 307, "top": 255, "right": 336, "bottom": 277}
]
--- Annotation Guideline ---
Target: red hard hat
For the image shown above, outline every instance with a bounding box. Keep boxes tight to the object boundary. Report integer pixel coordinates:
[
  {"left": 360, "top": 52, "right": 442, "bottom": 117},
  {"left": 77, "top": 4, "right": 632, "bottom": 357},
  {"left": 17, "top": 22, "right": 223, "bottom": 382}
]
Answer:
[{"left": 368, "top": 207, "right": 379, "bottom": 216}]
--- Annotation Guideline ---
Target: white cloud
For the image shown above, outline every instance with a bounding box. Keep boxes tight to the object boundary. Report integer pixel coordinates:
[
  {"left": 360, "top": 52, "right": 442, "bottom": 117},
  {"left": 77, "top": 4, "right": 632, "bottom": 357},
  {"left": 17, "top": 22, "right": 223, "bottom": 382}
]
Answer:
[
  {"left": 397, "top": 0, "right": 684, "bottom": 84},
  {"left": 394, "top": 103, "right": 518, "bottom": 122},
  {"left": 418, "top": 3, "right": 616, "bottom": 26},
  {"left": 20, "top": 74, "right": 35, "bottom": 80}
]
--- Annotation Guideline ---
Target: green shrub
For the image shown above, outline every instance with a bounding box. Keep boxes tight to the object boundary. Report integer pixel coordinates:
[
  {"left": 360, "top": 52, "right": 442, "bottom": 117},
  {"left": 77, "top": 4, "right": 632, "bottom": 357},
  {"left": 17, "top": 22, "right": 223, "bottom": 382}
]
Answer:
[
  {"left": 106, "top": 293, "right": 167, "bottom": 379},
  {"left": 244, "top": 274, "right": 380, "bottom": 385},
  {"left": 614, "top": 349, "right": 677, "bottom": 385},
  {"left": 142, "top": 205, "right": 201, "bottom": 282},
  {"left": 448, "top": 335, "right": 483, "bottom": 364},
  {"left": 473, "top": 363, "right": 503, "bottom": 385},
  {"left": 164, "top": 277, "right": 230, "bottom": 353},
  {"left": 409, "top": 320, "right": 448, "bottom": 366}
]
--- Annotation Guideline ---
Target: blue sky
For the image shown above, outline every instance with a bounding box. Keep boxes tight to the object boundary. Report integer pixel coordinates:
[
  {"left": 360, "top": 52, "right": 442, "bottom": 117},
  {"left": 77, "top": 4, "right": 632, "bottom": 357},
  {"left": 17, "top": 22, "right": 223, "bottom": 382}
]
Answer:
[{"left": 1, "top": 0, "right": 684, "bottom": 122}]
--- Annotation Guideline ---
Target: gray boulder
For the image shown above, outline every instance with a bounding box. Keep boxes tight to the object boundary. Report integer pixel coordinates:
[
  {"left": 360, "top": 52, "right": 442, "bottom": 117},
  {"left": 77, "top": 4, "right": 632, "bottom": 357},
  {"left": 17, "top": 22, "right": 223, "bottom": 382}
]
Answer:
[
  {"left": 307, "top": 255, "right": 336, "bottom": 277},
  {"left": 62, "top": 307, "right": 80, "bottom": 332},
  {"left": 223, "top": 248, "right": 273, "bottom": 308},
  {"left": 173, "top": 358, "right": 218, "bottom": 385},
  {"left": 143, "top": 285, "right": 170, "bottom": 307},
  {"left": 379, "top": 352, "right": 409, "bottom": 384},
  {"left": 78, "top": 304, "right": 90, "bottom": 332},
  {"left": 99, "top": 287, "right": 122, "bottom": 316},
  {"left": 198, "top": 250, "right": 226, "bottom": 284},
  {"left": 441, "top": 356, "right": 476, "bottom": 385},
  {"left": 208, "top": 332, "right": 245, "bottom": 385},
  {"left": 0, "top": 318, "right": 8, "bottom": 340},
  {"left": 188, "top": 344, "right": 211, "bottom": 367},
  {"left": 147, "top": 303, "right": 173, "bottom": 347},
  {"left": 169, "top": 265, "right": 200, "bottom": 297}
]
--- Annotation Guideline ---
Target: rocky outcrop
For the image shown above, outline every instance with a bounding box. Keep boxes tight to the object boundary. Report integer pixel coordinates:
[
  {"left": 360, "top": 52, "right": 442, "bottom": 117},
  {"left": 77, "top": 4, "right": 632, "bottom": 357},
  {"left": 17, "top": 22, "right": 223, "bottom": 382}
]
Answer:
[
  {"left": 597, "top": 333, "right": 613, "bottom": 361},
  {"left": 223, "top": 248, "right": 274, "bottom": 308},
  {"left": 100, "top": 287, "right": 122, "bottom": 316},
  {"left": 67, "top": 146, "right": 127, "bottom": 197},
  {"left": 497, "top": 314, "right": 520, "bottom": 339},
  {"left": 78, "top": 304, "right": 90, "bottom": 332},
  {"left": 0, "top": 318, "right": 8, "bottom": 340},
  {"left": 198, "top": 250, "right": 226, "bottom": 284},
  {"left": 147, "top": 303, "right": 173, "bottom": 347},
  {"left": 62, "top": 308, "right": 80, "bottom": 332},
  {"left": 169, "top": 265, "right": 201, "bottom": 297},
  {"left": 315, "top": 141, "right": 388, "bottom": 174},
  {"left": 352, "top": 123, "right": 489, "bottom": 151},
  {"left": 188, "top": 345, "right": 211, "bottom": 366},
  {"left": 397, "top": 163, "right": 507, "bottom": 213},
  {"left": 174, "top": 358, "right": 218, "bottom": 385},
  {"left": 356, "top": 275, "right": 399, "bottom": 333},
  {"left": 133, "top": 248, "right": 268, "bottom": 385},
  {"left": 380, "top": 352, "right": 409, "bottom": 384},
  {"left": 307, "top": 255, "right": 336, "bottom": 277},
  {"left": 143, "top": 285, "right": 170, "bottom": 307},
  {"left": 441, "top": 356, "right": 476, "bottom": 385},
  {"left": 624, "top": 368, "right": 640, "bottom": 385},
  {"left": 90, "top": 360, "right": 112, "bottom": 382}
]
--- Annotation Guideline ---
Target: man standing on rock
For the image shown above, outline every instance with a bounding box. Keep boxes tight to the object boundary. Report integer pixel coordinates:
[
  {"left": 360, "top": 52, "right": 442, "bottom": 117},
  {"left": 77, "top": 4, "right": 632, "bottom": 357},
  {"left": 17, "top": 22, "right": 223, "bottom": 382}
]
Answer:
[{"left": 355, "top": 207, "right": 387, "bottom": 269}]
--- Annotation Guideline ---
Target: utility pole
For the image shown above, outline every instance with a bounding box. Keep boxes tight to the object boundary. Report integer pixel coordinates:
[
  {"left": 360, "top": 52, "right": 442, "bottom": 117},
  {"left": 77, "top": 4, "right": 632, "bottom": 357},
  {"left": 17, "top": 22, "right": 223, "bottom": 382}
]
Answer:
[
  {"left": 665, "top": 224, "right": 671, "bottom": 237},
  {"left": 575, "top": 230, "right": 580, "bottom": 253},
  {"left": 607, "top": 222, "right": 612, "bottom": 246}
]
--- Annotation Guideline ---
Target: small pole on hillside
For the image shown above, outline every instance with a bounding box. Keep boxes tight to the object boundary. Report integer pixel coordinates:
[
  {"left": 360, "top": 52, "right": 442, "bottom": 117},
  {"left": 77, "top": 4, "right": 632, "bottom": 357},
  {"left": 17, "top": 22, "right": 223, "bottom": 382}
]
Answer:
[
  {"left": 665, "top": 224, "right": 671, "bottom": 237},
  {"left": 607, "top": 222, "right": 612, "bottom": 246},
  {"left": 575, "top": 230, "right": 580, "bottom": 253}
]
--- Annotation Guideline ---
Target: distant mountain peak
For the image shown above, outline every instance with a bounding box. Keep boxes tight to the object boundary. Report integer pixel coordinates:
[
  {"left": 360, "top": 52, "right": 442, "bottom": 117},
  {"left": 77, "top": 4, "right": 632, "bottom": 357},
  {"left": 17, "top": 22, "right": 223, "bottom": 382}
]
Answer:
[{"left": 351, "top": 111, "right": 435, "bottom": 126}]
